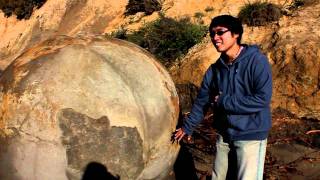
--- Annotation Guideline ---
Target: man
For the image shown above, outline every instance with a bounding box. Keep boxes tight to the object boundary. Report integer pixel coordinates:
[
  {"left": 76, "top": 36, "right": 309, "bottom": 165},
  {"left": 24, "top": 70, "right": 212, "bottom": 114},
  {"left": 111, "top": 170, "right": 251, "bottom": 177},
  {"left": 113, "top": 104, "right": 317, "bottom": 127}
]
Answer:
[{"left": 174, "top": 15, "right": 272, "bottom": 180}]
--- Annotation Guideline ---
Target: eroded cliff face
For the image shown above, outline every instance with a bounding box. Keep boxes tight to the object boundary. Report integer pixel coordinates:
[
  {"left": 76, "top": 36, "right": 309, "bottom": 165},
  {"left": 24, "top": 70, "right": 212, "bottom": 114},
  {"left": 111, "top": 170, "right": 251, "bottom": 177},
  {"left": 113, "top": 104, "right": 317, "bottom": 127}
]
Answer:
[
  {"left": 0, "top": 0, "right": 127, "bottom": 70},
  {"left": 0, "top": 0, "right": 290, "bottom": 70},
  {"left": 270, "top": 2, "right": 320, "bottom": 119}
]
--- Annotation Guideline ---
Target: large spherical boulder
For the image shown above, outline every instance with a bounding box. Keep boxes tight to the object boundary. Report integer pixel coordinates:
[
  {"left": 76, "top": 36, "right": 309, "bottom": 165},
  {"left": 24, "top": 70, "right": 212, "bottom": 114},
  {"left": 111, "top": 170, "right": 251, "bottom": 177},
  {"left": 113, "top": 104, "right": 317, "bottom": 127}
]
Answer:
[{"left": 0, "top": 36, "right": 180, "bottom": 180}]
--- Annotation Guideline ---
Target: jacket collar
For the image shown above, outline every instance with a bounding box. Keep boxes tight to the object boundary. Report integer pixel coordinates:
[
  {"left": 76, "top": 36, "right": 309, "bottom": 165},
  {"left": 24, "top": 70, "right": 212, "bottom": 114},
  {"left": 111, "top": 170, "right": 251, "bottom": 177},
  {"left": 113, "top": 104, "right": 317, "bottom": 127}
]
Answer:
[{"left": 217, "top": 44, "right": 259, "bottom": 68}]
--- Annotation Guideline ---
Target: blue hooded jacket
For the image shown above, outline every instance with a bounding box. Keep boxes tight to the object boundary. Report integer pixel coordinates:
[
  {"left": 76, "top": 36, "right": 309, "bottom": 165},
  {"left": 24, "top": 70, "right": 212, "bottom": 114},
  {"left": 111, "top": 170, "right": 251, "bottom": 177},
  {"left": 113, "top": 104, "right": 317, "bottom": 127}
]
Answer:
[{"left": 182, "top": 45, "right": 272, "bottom": 141}]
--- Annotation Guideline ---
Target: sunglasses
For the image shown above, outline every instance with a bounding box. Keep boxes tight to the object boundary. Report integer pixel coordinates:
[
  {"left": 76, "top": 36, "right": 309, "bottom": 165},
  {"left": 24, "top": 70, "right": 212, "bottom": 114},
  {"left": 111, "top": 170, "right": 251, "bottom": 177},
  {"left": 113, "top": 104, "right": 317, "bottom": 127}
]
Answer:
[{"left": 210, "top": 30, "right": 230, "bottom": 37}]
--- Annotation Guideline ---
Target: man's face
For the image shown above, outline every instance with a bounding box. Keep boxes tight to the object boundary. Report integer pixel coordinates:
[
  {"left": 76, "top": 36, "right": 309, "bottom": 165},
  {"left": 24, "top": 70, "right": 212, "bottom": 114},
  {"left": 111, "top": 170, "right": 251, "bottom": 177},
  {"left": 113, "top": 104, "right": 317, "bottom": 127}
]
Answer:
[{"left": 210, "top": 26, "right": 239, "bottom": 53}]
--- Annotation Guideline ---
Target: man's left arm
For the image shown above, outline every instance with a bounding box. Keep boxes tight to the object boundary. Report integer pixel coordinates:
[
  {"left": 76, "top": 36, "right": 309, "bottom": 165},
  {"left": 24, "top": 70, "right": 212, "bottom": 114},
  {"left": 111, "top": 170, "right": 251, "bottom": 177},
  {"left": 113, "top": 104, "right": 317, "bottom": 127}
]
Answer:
[{"left": 217, "top": 55, "right": 272, "bottom": 114}]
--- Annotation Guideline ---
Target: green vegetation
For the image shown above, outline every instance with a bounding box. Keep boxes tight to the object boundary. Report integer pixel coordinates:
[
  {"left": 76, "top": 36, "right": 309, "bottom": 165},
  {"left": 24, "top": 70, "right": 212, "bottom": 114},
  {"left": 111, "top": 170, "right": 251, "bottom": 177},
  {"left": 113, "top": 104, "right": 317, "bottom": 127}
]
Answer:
[
  {"left": 125, "top": 0, "right": 162, "bottom": 16},
  {"left": 238, "top": 1, "right": 282, "bottom": 26},
  {"left": 0, "top": 0, "right": 46, "bottom": 20},
  {"left": 110, "top": 27, "right": 127, "bottom": 40},
  {"left": 110, "top": 15, "right": 207, "bottom": 67}
]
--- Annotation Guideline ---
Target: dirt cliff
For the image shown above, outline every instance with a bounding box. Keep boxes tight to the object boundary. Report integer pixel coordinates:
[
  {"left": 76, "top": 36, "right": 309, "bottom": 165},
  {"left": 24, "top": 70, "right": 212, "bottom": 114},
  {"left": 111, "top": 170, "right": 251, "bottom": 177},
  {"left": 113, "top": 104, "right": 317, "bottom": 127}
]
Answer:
[
  {"left": 0, "top": 0, "right": 286, "bottom": 70},
  {"left": 0, "top": 0, "right": 127, "bottom": 70}
]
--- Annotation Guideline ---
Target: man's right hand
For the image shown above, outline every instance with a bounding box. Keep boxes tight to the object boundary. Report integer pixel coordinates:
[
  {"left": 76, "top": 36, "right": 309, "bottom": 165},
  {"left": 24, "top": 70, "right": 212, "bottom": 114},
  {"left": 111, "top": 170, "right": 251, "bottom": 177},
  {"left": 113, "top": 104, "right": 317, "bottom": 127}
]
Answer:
[{"left": 174, "top": 128, "right": 191, "bottom": 143}]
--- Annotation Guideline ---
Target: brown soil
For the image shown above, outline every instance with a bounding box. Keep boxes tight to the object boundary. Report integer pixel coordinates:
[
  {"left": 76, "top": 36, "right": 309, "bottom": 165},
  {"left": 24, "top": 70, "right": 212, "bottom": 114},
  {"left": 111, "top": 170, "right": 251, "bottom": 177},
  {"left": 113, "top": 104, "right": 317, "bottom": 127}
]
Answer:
[{"left": 174, "top": 111, "right": 320, "bottom": 180}]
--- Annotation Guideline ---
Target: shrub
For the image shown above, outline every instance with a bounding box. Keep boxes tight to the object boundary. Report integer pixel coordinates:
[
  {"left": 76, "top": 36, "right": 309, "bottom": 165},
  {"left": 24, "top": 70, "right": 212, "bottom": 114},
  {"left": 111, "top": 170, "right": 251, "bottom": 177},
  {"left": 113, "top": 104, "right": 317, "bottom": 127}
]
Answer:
[
  {"left": 125, "top": 0, "right": 161, "bottom": 16},
  {"left": 110, "top": 27, "right": 128, "bottom": 40},
  {"left": 194, "top": 12, "right": 205, "bottom": 24},
  {"left": 282, "top": 0, "right": 318, "bottom": 16},
  {"left": 0, "top": 0, "right": 46, "bottom": 20},
  {"left": 194, "top": 12, "right": 204, "bottom": 19},
  {"left": 291, "top": 0, "right": 305, "bottom": 7},
  {"left": 287, "top": 0, "right": 317, "bottom": 10},
  {"left": 111, "top": 15, "right": 207, "bottom": 67},
  {"left": 238, "top": 1, "right": 282, "bottom": 26},
  {"left": 204, "top": 6, "right": 214, "bottom": 12}
]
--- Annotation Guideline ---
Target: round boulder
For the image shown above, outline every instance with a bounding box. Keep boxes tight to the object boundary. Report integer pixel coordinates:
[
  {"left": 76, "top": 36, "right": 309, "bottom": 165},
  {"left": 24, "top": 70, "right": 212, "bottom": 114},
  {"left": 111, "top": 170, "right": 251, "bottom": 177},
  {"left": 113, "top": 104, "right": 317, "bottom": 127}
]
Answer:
[{"left": 0, "top": 36, "right": 180, "bottom": 180}]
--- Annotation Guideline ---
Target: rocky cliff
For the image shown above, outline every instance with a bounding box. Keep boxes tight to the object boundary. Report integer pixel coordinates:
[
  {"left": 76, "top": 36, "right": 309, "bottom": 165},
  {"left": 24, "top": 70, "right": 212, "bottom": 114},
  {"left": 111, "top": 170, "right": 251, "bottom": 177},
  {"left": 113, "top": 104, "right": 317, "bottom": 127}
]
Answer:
[{"left": 0, "top": 0, "right": 127, "bottom": 70}]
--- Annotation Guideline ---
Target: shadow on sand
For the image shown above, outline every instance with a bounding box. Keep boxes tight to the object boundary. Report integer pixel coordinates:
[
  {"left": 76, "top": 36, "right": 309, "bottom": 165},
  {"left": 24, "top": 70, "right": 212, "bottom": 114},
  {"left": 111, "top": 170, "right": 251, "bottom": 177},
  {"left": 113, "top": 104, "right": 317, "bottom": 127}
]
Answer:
[
  {"left": 174, "top": 144, "right": 199, "bottom": 180},
  {"left": 82, "top": 162, "right": 120, "bottom": 180}
]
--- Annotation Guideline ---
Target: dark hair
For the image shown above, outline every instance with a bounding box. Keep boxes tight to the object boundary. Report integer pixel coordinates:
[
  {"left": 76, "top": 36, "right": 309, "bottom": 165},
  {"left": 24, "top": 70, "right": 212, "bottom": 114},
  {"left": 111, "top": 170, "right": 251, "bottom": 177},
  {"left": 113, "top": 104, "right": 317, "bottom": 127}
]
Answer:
[{"left": 209, "top": 15, "right": 243, "bottom": 44}]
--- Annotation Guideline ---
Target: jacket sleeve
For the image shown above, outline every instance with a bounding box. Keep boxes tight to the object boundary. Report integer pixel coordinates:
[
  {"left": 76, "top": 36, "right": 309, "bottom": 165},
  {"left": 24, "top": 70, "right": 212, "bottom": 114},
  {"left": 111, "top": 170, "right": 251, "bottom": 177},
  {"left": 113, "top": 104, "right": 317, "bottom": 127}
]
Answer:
[
  {"left": 182, "top": 66, "right": 214, "bottom": 135},
  {"left": 217, "top": 55, "right": 272, "bottom": 114}
]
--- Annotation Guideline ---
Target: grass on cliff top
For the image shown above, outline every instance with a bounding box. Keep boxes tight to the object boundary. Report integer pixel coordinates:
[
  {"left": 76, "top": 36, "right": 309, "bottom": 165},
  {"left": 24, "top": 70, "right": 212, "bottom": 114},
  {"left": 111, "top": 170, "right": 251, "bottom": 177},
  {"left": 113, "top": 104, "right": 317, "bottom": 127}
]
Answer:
[
  {"left": 125, "top": 0, "right": 162, "bottom": 16},
  {"left": 0, "top": 0, "right": 47, "bottom": 20},
  {"left": 110, "top": 14, "right": 207, "bottom": 68},
  {"left": 238, "top": 1, "right": 282, "bottom": 26}
]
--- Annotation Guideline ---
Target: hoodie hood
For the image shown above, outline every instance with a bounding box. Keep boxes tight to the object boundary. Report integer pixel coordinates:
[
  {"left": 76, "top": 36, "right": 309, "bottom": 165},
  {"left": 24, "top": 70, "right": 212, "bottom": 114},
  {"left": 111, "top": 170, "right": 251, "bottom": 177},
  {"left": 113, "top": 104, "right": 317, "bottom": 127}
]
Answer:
[{"left": 217, "top": 44, "right": 261, "bottom": 67}]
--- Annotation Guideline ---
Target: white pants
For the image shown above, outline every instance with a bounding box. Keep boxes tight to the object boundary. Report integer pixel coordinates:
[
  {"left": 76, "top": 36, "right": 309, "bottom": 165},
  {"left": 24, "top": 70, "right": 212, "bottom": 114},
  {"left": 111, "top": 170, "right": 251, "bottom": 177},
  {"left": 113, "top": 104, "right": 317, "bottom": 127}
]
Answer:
[{"left": 212, "top": 135, "right": 267, "bottom": 180}]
